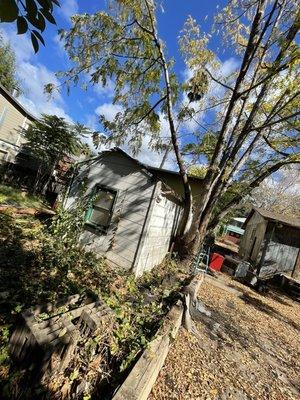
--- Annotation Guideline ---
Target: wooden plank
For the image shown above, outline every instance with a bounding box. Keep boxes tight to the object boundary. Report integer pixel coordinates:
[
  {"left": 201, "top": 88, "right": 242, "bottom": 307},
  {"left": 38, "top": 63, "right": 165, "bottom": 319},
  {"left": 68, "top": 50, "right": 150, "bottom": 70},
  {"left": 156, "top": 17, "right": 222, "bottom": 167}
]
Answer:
[{"left": 113, "top": 302, "right": 183, "bottom": 400}]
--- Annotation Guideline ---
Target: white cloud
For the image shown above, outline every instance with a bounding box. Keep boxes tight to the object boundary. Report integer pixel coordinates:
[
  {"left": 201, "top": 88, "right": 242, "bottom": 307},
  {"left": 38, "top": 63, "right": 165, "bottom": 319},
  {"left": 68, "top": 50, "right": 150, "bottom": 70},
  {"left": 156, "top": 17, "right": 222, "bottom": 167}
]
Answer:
[
  {"left": 94, "top": 102, "right": 176, "bottom": 169},
  {"left": 180, "top": 57, "right": 240, "bottom": 132},
  {"left": 93, "top": 77, "right": 115, "bottom": 98},
  {"left": 95, "top": 102, "right": 123, "bottom": 121},
  {"left": 59, "top": 0, "right": 79, "bottom": 20},
  {"left": 1, "top": 27, "right": 71, "bottom": 121}
]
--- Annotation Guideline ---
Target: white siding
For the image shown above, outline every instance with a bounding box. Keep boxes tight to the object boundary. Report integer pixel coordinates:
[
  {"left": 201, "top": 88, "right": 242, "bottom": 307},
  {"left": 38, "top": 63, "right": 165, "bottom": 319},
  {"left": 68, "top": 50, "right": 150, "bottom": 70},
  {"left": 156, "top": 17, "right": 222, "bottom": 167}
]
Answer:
[
  {"left": 0, "top": 92, "right": 28, "bottom": 163},
  {"left": 134, "top": 182, "right": 181, "bottom": 276},
  {"left": 65, "top": 152, "right": 155, "bottom": 270}
]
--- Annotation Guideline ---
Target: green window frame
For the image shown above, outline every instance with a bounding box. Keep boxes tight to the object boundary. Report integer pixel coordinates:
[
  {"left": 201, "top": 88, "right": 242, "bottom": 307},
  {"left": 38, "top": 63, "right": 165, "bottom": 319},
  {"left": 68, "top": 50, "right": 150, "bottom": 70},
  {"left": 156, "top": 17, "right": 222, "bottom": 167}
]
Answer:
[{"left": 85, "top": 185, "right": 117, "bottom": 232}]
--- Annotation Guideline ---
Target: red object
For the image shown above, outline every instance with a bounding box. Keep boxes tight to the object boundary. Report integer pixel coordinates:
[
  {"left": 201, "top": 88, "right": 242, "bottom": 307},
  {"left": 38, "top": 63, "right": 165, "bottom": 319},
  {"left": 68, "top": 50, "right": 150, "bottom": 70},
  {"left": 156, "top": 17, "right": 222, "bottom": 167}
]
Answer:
[{"left": 209, "top": 253, "right": 225, "bottom": 271}]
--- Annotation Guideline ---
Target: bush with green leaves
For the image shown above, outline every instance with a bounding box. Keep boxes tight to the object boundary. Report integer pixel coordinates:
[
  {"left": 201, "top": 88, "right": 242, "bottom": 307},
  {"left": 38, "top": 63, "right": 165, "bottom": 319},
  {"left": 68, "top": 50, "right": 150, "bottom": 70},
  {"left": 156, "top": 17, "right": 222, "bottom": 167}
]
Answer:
[{"left": 0, "top": 203, "right": 187, "bottom": 398}]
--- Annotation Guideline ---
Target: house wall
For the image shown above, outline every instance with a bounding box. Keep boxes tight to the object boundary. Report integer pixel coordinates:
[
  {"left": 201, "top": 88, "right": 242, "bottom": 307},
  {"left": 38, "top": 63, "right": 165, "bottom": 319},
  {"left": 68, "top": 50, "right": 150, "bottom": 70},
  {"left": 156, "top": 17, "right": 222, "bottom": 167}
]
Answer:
[
  {"left": 239, "top": 211, "right": 267, "bottom": 263},
  {"left": 134, "top": 182, "right": 181, "bottom": 276},
  {"left": 65, "top": 152, "right": 157, "bottom": 271},
  {"left": 0, "top": 93, "right": 29, "bottom": 163},
  {"left": 152, "top": 169, "right": 204, "bottom": 202}
]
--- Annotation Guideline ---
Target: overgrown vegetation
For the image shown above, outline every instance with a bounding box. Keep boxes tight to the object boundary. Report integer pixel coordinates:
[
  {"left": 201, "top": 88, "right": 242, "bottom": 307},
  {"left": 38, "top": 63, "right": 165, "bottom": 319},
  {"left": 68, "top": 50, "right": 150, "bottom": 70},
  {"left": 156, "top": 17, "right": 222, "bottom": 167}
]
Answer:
[
  {"left": 0, "top": 183, "right": 45, "bottom": 208},
  {"left": 0, "top": 204, "right": 187, "bottom": 399}
]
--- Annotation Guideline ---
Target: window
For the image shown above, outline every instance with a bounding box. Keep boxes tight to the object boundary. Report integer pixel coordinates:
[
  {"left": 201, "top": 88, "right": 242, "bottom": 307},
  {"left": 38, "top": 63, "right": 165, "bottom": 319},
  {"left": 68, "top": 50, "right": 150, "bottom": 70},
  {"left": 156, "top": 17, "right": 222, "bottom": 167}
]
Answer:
[{"left": 85, "top": 185, "right": 117, "bottom": 231}]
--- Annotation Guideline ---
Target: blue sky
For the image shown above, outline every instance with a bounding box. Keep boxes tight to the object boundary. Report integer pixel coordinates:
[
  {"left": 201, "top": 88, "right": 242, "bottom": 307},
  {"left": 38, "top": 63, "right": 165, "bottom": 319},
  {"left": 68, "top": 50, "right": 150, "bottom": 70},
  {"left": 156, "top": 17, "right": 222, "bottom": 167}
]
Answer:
[{"left": 1, "top": 0, "right": 237, "bottom": 167}]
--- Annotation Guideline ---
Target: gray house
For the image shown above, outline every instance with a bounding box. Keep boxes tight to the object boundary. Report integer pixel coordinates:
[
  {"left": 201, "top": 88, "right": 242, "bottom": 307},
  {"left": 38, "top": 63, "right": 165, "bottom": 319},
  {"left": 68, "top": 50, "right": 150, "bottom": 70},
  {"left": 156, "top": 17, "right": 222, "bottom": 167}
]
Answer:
[
  {"left": 65, "top": 148, "right": 203, "bottom": 276},
  {"left": 239, "top": 208, "right": 300, "bottom": 277}
]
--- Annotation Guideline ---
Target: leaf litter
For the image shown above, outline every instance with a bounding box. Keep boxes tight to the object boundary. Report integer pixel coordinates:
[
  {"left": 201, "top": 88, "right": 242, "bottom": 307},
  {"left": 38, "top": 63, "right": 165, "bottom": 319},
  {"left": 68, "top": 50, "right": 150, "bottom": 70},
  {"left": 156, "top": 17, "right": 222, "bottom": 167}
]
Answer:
[{"left": 150, "top": 274, "right": 300, "bottom": 400}]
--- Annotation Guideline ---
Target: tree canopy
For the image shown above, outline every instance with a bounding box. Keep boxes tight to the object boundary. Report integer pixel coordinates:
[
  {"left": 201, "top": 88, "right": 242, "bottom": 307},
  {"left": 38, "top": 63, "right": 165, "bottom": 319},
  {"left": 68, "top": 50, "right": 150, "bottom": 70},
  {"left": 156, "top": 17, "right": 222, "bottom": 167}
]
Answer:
[
  {"left": 0, "top": 32, "right": 22, "bottom": 94},
  {"left": 24, "top": 114, "right": 86, "bottom": 165},
  {"left": 50, "top": 0, "right": 300, "bottom": 257}
]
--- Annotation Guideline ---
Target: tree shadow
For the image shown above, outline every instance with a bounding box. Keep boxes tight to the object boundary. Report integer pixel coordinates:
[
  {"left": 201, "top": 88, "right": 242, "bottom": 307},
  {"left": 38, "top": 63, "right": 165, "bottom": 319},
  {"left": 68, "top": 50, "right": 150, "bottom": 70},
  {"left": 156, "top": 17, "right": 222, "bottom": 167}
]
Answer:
[
  {"left": 240, "top": 292, "right": 300, "bottom": 332},
  {"left": 0, "top": 211, "right": 113, "bottom": 399}
]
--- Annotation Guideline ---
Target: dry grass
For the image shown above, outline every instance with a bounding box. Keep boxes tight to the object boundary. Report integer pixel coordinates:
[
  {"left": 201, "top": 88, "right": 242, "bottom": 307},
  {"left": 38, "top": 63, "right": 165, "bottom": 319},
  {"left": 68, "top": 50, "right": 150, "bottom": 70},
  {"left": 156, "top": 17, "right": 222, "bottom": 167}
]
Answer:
[{"left": 150, "top": 274, "right": 300, "bottom": 400}]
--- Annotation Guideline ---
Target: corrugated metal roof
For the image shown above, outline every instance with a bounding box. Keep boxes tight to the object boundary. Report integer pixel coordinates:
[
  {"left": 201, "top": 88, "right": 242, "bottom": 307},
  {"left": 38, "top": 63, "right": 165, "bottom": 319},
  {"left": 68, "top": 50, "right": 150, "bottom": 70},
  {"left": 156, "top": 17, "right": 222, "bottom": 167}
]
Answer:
[{"left": 226, "top": 225, "right": 245, "bottom": 235}]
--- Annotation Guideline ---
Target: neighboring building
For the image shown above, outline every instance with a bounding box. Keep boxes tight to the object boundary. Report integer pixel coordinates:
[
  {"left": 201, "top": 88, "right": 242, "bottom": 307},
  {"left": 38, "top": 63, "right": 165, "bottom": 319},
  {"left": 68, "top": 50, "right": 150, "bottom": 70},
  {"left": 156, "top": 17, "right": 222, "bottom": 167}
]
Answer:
[
  {"left": 65, "top": 148, "right": 204, "bottom": 276},
  {"left": 222, "top": 217, "right": 246, "bottom": 244},
  {"left": 239, "top": 208, "right": 300, "bottom": 276},
  {"left": 0, "top": 84, "right": 36, "bottom": 163}
]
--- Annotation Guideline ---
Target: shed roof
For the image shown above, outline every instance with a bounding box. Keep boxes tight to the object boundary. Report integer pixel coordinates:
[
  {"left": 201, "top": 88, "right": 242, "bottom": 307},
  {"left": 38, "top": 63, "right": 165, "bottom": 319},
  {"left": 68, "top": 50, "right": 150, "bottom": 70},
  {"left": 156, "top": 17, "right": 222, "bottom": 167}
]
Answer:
[
  {"left": 0, "top": 84, "right": 36, "bottom": 121},
  {"left": 79, "top": 147, "right": 204, "bottom": 200},
  {"left": 247, "top": 207, "right": 300, "bottom": 229}
]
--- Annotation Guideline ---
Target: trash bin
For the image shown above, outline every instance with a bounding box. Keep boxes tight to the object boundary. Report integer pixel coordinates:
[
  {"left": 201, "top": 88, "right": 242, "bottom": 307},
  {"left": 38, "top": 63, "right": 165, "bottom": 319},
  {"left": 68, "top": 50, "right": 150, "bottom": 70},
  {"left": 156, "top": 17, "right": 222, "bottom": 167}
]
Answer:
[{"left": 209, "top": 253, "right": 225, "bottom": 271}]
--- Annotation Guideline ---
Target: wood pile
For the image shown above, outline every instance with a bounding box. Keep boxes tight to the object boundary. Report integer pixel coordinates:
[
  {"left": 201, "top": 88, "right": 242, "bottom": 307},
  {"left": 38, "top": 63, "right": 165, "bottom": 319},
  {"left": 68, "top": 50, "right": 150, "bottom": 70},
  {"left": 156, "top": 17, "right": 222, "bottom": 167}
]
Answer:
[{"left": 9, "top": 294, "right": 114, "bottom": 381}]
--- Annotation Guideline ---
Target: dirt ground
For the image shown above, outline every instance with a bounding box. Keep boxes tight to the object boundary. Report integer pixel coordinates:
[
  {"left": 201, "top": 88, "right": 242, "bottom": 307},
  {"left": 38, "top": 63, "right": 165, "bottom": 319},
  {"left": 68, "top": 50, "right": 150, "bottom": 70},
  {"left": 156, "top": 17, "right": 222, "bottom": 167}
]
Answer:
[{"left": 150, "top": 274, "right": 300, "bottom": 400}]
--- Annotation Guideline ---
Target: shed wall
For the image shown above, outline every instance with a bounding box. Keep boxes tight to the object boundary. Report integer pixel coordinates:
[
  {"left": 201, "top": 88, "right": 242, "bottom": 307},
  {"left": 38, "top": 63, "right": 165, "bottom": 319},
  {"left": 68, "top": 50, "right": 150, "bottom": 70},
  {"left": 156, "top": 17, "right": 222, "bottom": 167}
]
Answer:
[
  {"left": 65, "top": 152, "right": 155, "bottom": 270},
  {"left": 239, "top": 211, "right": 267, "bottom": 263},
  {"left": 263, "top": 224, "right": 300, "bottom": 272}
]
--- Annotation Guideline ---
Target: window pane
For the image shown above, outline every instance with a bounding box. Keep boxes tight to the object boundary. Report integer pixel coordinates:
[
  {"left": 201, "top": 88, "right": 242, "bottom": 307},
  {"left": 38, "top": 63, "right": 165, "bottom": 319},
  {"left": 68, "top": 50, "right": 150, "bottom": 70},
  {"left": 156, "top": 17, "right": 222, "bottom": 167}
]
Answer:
[
  {"left": 93, "top": 190, "right": 115, "bottom": 210},
  {"left": 89, "top": 208, "right": 110, "bottom": 227}
]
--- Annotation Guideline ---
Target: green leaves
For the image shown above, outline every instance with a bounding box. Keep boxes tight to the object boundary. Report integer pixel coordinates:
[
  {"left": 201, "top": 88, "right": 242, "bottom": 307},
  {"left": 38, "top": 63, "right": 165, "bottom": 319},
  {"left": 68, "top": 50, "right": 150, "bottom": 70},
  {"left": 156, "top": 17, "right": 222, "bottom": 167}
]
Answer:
[
  {"left": 26, "top": 0, "right": 38, "bottom": 18},
  {"left": 0, "top": 32, "right": 22, "bottom": 94},
  {"left": 0, "top": 0, "right": 18, "bottom": 22},
  {"left": 40, "top": 7, "right": 56, "bottom": 24},
  {"left": 0, "top": 0, "right": 60, "bottom": 51},
  {"left": 32, "top": 29, "right": 45, "bottom": 46},
  {"left": 30, "top": 32, "right": 39, "bottom": 53},
  {"left": 17, "top": 16, "right": 28, "bottom": 34}
]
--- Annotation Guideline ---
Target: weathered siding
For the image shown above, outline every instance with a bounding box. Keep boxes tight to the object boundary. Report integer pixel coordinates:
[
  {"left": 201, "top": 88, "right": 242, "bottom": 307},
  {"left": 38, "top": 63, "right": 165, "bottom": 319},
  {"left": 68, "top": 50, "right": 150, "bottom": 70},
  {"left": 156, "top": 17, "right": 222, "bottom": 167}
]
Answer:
[
  {"left": 0, "top": 93, "right": 28, "bottom": 162},
  {"left": 239, "top": 212, "right": 267, "bottom": 263},
  {"left": 264, "top": 242, "right": 299, "bottom": 272},
  {"left": 263, "top": 224, "right": 300, "bottom": 272},
  {"left": 65, "top": 152, "right": 155, "bottom": 270},
  {"left": 134, "top": 182, "right": 181, "bottom": 276}
]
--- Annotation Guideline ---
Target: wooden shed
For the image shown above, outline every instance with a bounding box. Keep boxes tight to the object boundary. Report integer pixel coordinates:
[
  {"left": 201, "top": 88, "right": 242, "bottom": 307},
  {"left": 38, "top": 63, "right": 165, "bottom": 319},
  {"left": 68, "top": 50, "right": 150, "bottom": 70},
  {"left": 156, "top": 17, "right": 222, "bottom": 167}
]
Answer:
[
  {"left": 65, "top": 148, "right": 203, "bottom": 277},
  {"left": 239, "top": 208, "right": 300, "bottom": 277}
]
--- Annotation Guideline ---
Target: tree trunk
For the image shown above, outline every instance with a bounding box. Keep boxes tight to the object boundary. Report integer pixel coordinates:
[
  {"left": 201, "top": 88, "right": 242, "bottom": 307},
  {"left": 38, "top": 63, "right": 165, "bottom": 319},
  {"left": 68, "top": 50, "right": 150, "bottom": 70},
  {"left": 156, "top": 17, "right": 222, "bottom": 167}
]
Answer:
[
  {"left": 33, "top": 164, "right": 42, "bottom": 194},
  {"left": 176, "top": 200, "right": 214, "bottom": 263}
]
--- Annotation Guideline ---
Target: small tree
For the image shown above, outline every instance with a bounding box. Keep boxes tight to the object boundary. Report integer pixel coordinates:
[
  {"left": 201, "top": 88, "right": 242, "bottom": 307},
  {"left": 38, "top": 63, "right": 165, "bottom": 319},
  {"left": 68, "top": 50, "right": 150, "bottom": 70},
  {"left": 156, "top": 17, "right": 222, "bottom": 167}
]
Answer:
[
  {"left": 50, "top": 0, "right": 300, "bottom": 260},
  {"left": 23, "top": 114, "right": 86, "bottom": 193},
  {"left": 0, "top": 33, "right": 22, "bottom": 94}
]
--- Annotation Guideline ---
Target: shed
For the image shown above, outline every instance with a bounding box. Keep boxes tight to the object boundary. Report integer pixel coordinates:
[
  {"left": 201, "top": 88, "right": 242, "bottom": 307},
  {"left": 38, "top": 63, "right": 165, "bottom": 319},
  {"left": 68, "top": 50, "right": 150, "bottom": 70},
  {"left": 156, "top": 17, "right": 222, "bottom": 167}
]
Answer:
[
  {"left": 239, "top": 208, "right": 300, "bottom": 277},
  {"left": 65, "top": 148, "right": 203, "bottom": 276}
]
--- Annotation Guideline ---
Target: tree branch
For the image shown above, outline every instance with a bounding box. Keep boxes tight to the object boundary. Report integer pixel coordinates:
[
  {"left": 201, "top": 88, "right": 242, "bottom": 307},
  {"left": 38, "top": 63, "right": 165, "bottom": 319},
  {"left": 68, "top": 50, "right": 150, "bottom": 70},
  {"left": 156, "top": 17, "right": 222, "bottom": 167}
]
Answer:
[
  {"left": 208, "top": 158, "right": 300, "bottom": 230},
  {"left": 205, "top": 68, "right": 234, "bottom": 92},
  {"left": 133, "top": 95, "right": 167, "bottom": 125}
]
